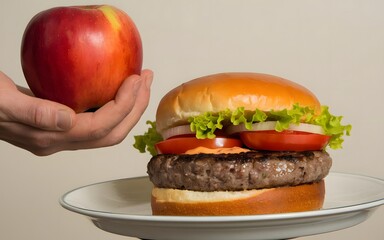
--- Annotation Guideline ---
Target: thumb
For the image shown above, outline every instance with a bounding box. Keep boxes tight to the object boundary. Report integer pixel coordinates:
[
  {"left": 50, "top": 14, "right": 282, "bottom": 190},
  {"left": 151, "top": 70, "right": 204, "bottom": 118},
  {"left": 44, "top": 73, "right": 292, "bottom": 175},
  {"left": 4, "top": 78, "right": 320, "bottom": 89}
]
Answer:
[
  {"left": 0, "top": 72, "right": 75, "bottom": 131},
  {"left": 8, "top": 93, "right": 76, "bottom": 131}
]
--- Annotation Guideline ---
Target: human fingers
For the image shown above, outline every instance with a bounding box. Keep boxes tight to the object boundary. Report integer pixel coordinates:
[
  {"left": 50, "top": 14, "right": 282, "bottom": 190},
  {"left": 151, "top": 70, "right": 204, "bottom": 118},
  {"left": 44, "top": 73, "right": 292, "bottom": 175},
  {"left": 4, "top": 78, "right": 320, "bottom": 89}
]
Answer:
[
  {"left": 0, "top": 72, "right": 76, "bottom": 131},
  {"left": 60, "top": 69, "right": 153, "bottom": 150},
  {"left": 40, "top": 69, "right": 153, "bottom": 153},
  {"left": 58, "top": 72, "right": 144, "bottom": 142},
  {"left": 108, "top": 69, "right": 153, "bottom": 140},
  {"left": 0, "top": 70, "right": 152, "bottom": 156},
  {"left": 6, "top": 94, "right": 75, "bottom": 131}
]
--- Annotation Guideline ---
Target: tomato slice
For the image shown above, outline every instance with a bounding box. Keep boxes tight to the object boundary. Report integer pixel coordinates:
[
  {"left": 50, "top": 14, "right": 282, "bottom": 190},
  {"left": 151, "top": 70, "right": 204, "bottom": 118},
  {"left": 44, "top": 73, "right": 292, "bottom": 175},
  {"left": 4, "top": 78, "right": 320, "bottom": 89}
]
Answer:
[
  {"left": 240, "top": 130, "right": 330, "bottom": 151},
  {"left": 155, "top": 137, "right": 243, "bottom": 154}
]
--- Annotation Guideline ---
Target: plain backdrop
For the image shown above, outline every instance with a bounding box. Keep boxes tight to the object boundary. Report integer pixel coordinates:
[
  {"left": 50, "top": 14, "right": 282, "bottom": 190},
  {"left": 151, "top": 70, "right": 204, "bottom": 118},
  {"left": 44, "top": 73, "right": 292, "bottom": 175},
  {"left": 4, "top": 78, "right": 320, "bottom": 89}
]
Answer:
[{"left": 1, "top": 0, "right": 383, "bottom": 239}]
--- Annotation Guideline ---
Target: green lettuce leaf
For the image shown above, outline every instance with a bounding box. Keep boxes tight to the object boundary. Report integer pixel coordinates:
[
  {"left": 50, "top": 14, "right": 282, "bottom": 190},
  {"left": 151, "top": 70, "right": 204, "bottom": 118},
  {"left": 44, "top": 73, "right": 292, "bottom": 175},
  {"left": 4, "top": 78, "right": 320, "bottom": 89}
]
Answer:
[
  {"left": 190, "top": 110, "right": 230, "bottom": 139},
  {"left": 133, "top": 121, "right": 163, "bottom": 156},
  {"left": 312, "top": 106, "right": 352, "bottom": 149},
  {"left": 268, "top": 104, "right": 315, "bottom": 131},
  {"left": 189, "top": 104, "right": 351, "bottom": 149},
  {"left": 133, "top": 104, "right": 351, "bottom": 155}
]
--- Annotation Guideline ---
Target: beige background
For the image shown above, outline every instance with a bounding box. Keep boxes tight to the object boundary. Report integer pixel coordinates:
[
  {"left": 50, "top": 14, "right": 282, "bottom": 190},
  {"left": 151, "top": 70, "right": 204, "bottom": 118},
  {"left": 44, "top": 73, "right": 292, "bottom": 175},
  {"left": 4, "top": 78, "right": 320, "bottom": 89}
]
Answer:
[{"left": 1, "top": 0, "right": 383, "bottom": 239}]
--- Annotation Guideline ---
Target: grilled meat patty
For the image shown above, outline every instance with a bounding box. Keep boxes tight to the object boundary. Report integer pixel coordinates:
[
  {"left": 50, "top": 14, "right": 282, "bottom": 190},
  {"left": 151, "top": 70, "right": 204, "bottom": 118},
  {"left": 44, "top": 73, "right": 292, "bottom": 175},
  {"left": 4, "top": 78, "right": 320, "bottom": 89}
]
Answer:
[{"left": 147, "top": 151, "right": 332, "bottom": 191}]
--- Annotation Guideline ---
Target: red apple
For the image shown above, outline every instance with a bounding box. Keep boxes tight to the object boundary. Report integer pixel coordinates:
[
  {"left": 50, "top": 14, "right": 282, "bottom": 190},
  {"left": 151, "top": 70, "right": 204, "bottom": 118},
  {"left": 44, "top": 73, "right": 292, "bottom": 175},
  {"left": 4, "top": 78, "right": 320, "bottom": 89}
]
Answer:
[{"left": 21, "top": 5, "right": 142, "bottom": 112}]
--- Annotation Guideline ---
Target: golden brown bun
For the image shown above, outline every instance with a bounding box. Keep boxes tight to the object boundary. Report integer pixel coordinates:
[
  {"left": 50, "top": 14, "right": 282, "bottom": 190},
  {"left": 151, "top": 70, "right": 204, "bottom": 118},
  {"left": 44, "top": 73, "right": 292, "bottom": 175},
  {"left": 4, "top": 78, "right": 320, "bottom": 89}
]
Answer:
[
  {"left": 151, "top": 180, "right": 325, "bottom": 216},
  {"left": 156, "top": 72, "right": 321, "bottom": 134}
]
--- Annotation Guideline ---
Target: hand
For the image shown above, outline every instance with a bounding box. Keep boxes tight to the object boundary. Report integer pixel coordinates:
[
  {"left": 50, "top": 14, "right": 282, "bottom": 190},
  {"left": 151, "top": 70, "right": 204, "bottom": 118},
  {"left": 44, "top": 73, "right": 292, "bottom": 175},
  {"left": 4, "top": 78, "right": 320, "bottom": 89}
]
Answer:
[{"left": 0, "top": 70, "right": 153, "bottom": 156}]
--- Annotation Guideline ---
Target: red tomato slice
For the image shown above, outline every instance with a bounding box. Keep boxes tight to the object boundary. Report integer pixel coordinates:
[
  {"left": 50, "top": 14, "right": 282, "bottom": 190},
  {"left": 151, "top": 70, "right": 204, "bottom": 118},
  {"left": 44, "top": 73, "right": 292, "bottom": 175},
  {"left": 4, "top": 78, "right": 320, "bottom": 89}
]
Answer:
[
  {"left": 240, "top": 130, "right": 330, "bottom": 151},
  {"left": 155, "top": 137, "right": 242, "bottom": 154}
]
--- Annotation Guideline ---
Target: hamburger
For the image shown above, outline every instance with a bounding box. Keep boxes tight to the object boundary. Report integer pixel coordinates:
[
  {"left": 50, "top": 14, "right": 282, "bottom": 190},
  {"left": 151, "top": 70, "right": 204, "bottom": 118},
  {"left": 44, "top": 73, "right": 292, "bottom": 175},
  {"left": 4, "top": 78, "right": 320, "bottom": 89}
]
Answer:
[{"left": 134, "top": 72, "right": 351, "bottom": 216}]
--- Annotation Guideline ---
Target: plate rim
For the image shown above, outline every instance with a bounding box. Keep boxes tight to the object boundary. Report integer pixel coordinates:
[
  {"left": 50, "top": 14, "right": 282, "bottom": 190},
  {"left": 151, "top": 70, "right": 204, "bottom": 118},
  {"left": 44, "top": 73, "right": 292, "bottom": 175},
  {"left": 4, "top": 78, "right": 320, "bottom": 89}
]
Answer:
[{"left": 59, "top": 172, "right": 384, "bottom": 223}]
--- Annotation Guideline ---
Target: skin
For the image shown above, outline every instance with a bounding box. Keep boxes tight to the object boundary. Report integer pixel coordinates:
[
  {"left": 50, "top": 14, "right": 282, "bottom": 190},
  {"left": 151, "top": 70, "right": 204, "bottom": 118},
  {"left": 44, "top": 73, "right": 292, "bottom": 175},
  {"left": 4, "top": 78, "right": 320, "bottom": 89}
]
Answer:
[{"left": 0, "top": 69, "right": 153, "bottom": 156}]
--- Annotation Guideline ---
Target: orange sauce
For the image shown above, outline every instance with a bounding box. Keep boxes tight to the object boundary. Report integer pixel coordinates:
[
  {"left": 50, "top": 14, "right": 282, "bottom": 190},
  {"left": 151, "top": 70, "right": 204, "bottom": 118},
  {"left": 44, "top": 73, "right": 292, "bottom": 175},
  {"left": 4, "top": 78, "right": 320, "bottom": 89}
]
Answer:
[{"left": 185, "top": 146, "right": 250, "bottom": 155}]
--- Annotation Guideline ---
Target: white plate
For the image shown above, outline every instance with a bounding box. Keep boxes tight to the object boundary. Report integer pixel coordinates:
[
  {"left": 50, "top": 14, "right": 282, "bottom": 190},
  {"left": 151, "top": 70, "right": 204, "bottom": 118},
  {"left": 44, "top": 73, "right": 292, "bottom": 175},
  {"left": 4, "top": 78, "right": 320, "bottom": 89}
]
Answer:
[{"left": 60, "top": 172, "right": 384, "bottom": 240}]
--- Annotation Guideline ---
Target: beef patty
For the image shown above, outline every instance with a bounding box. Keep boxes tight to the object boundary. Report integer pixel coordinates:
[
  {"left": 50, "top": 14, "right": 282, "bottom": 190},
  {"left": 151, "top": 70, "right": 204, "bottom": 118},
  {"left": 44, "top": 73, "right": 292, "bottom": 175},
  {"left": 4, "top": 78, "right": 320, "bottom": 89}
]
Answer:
[{"left": 147, "top": 151, "right": 332, "bottom": 191}]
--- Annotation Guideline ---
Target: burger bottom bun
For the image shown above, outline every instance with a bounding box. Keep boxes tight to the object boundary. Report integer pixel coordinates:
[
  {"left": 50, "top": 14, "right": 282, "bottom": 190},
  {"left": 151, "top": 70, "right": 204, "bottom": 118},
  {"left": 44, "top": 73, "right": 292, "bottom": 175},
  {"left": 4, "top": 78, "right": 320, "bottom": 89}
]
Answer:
[{"left": 151, "top": 180, "right": 325, "bottom": 216}]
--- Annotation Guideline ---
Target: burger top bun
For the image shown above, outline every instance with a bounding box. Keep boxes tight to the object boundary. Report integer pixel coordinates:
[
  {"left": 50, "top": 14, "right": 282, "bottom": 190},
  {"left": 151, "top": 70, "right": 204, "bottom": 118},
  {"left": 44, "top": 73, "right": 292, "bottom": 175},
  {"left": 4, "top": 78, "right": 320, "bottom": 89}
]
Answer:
[{"left": 156, "top": 72, "right": 321, "bottom": 134}]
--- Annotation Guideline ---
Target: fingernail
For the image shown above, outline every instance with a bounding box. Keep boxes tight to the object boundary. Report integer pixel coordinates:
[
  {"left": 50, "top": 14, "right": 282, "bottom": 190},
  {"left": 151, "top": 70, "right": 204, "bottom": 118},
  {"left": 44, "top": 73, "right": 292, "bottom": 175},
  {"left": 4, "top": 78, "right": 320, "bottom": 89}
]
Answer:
[
  {"left": 56, "top": 110, "right": 72, "bottom": 130},
  {"left": 145, "top": 74, "right": 153, "bottom": 89}
]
